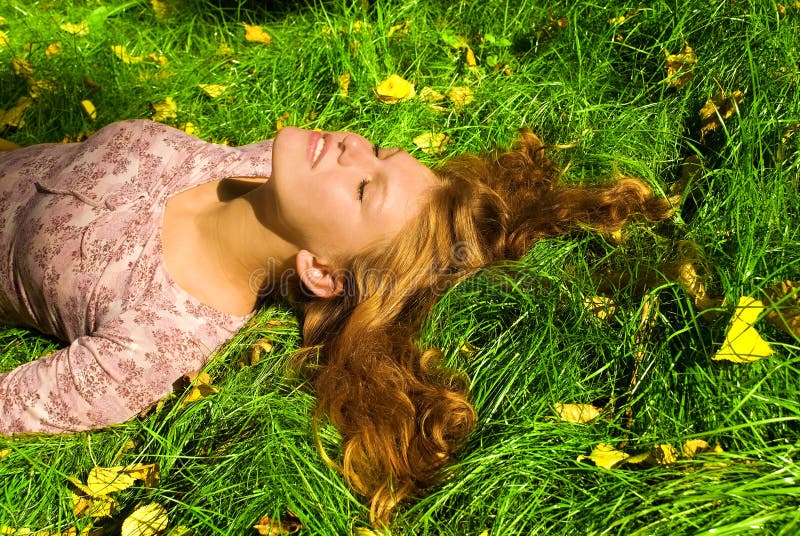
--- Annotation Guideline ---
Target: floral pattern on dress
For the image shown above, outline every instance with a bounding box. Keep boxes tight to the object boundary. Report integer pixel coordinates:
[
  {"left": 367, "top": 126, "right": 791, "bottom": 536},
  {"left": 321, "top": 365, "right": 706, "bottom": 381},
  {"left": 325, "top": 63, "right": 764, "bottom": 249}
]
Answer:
[{"left": 0, "top": 120, "right": 273, "bottom": 434}]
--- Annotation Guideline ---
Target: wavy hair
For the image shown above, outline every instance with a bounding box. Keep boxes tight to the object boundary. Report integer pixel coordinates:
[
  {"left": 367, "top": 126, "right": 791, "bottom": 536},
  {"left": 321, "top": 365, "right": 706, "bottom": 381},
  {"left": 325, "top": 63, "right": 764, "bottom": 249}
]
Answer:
[{"left": 289, "top": 129, "right": 673, "bottom": 524}]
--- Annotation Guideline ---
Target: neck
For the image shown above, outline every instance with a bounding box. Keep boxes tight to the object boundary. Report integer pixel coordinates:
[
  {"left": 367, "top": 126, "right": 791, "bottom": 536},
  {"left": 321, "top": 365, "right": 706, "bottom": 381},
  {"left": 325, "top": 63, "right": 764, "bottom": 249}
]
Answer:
[{"left": 197, "top": 182, "right": 298, "bottom": 308}]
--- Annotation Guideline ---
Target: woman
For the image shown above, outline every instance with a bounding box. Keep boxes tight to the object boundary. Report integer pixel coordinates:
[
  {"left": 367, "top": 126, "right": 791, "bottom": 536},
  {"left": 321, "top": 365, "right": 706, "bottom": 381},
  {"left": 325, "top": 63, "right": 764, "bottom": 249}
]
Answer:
[{"left": 0, "top": 119, "right": 672, "bottom": 523}]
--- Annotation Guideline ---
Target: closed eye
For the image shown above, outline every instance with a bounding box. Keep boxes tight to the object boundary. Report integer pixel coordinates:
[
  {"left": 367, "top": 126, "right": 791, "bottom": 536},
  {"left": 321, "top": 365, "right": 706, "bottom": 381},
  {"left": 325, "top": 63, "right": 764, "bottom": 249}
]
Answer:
[
  {"left": 357, "top": 178, "right": 368, "bottom": 201},
  {"left": 372, "top": 143, "right": 380, "bottom": 157}
]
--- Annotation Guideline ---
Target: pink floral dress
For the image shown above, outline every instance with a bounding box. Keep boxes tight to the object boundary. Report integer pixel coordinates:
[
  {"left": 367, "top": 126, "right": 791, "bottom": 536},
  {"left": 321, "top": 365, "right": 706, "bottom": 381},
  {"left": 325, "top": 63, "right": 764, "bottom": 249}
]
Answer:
[{"left": 0, "top": 120, "right": 273, "bottom": 434}]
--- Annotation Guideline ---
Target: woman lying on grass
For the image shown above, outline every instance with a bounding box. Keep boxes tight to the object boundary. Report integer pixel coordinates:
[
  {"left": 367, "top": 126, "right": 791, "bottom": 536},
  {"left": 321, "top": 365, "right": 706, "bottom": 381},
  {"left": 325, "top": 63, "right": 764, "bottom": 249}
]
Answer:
[{"left": 0, "top": 119, "right": 672, "bottom": 523}]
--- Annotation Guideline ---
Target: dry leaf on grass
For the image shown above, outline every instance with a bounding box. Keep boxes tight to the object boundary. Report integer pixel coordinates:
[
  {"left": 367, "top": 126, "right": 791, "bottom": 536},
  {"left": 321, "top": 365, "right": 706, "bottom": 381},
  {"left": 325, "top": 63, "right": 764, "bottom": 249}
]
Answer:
[
  {"left": 664, "top": 44, "right": 697, "bottom": 88},
  {"left": 387, "top": 20, "right": 410, "bottom": 37},
  {"left": 253, "top": 512, "right": 302, "bottom": 535},
  {"left": 375, "top": 74, "right": 415, "bottom": 104},
  {"left": 45, "top": 42, "right": 62, "bottom": 57},
  {"left": 121, "top": 503, "right": 168, "bottom": 536},
  {"left": 699, "top": 89, "right": 744, "bottom": 141},
  {"left": 713, "top": 296, "right": 774, "bottom": 363},
  {"left": 179, "top": 372, "right": 219, "bottom": 407},
  {"left": 0, "top": 31, "right": 9, "bottom": 49},
  {"left": 682, "top": 439, "right": 724, "bottom": 458},
  {"left": 243, "top": 23, "right": 272, "bottom": 44},
  {"left": 60, "top": 21, "right": 89, "bottom": 36},
  {"left": 447, "top": 86, "right": 473, "bottom": 109},
  {"left": 764, "top": 280, "right": 800, "bottom": 338},
  {"left": 1, "top": 96, "right": 33, "bottom": 129},
  {"left": 554, "top": 403, "right": 601, "bottom": 423},
  {"left": 151, "top": 97, "right": 177, "bottom": 122},
  {"left": 337, "top": 72, "right": 350, "bottom": 97},
  {"left": 583, "top": 296, "right": 617, "bottom": 321},
  {"left": 577, "top": 443, "right": 630, "bottom": 469},
  {"left": 80, "top": 100, "right": 97, "bottom": 121},
  {"left": 197, "top": 84, "right": 227, "bottom": 98},
  {"left": 413, "top": 132, "right": 450, "bottom": 154},
  {"left": 151, "top": 0, "right": 181, "bottom": 20}
]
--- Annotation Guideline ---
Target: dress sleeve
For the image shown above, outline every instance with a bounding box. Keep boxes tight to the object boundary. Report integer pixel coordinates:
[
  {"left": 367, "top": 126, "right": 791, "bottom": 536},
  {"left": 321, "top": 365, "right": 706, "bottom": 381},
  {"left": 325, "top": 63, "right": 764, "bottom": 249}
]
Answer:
[{"left": 0, "top": 300, "right": 225, "bottom": 434}]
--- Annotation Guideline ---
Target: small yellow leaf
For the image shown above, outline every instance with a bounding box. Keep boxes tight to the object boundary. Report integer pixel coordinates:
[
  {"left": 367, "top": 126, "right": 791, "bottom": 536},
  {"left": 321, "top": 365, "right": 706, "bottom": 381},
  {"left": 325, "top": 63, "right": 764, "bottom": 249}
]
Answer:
[
  {"left": 180, "top": 372, "right": 219, "bottom": 407},
  {"left": 198, "top": 84, "right": 227, "bottom": 98},
  {"left": 664, "top": 44, "right": 697, "bottom": 88},
  {"left": 374, "top": 74, "right": 415, "bottom": 104},
  {"left": 146, "top": 52, "right": 168, "bottom": 68},
  {"left": 12, "top": 57, "right": 34, "bottom": 80},
  {"left": 465, "top": 47, "right": 477, "bottom": 67},
  {"left": 353, "top": 529, "right": 380, "bottom": 536},
  {"left": 80, "top": 100, "right": 97, "bottom": 121},
  {"left": 682, "top": 439, "right": 724, "bottom": 458},
  {"left": 121, "top": 503, "right": 168, "bottom": 536},
  {"left": 447, "top": 86, "right": 474, "bottom": 109},
  {"left": 45, "top": 42, "right": 62, "bottom": 57},
  {"left": 577, "top": 443, "right": 629, "bottom": 469},
  {"left": 0, "top": 30, "right": 8, "bottom": 49},
  {"left": 0, "top": 448, "right": 10, "bottom": 460},
  {"left": 0, "top": 16, "right": 6, "bottom": 25},
  {"left": 71, "top": 491, "right": 118, "bottom": 518},
  {"left": 243, "top": 23, "right": 272, "bottom": 44},
  {"left": 337, "top": 72, "right": 351, "bottom": 97},
  {"left": 713, "top": 296, "right": 774, "bottom": 363},
  {"left": 459, "top": 341, "right": 478, "bottom": 358},
  {"left": 275, "top": 111, "right": 290, "bottom": 131},
  {"left": 764, "top": 280, "right": 800, "bottom": 338},
  {"left": 124, "top": 463, "right": 160, "bottom": 488},
  {"left": 151, "top": 97, "right": 177, "bottom": 122},
  {"left": 554, "top": 403, "right": 601, "bottom": 423},
  {"left": 179, "top": 122, "right": 197, "bottom": 136},
  {"left": 151, "top": 0, "right": 179, "bottom": 20},
  {"left": 418, "top": 86, "right": 445, "bottom": 103},
  {"left": 111, "top": 45, "right": 143, "bottom": 64},
  {"left": 583, "top": 296, "right": 617, "bottom": 320},
  {"left": 252, "top": 514, "right": 302, "bottom": 536},
  {"left": 167, "top": 527, "right": 193, "bottom": 536},
  {"left": 216, "top": 42, "right": 233, "bottom": 56},
  {"left": 387, "top": 20, "right": 409, "bottom": 37},
  {"left": 60, "top": 21, "right": 89, "bottom": 36},
  {"left": 1, "top": 96, "right": 35, "bottom": 128},
  {"left": 699, "top": 89, "right": 745, "bottom": 141},
  {"left": 413, "top": 132, "right": 450, "bottom": 154},
  {"left": 86, "top": 467, "right": 136, "bottom": 495},
  {"left": 248, "top": 338, "right": 274, "bottom": 366}
]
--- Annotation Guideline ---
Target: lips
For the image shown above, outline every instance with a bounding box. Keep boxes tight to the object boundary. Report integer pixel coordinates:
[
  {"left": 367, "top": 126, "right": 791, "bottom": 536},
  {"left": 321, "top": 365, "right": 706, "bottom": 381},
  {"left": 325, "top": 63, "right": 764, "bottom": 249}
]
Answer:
[{"left": 308, "top": 131, "right": 328, "bottom": 168}]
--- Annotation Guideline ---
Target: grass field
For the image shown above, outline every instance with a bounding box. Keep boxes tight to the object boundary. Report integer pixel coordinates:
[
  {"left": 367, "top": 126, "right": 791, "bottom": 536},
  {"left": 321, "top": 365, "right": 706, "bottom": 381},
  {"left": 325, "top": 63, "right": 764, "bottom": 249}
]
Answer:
[{"left": 1, "top": 0, "right": 799, "bottom": 534}]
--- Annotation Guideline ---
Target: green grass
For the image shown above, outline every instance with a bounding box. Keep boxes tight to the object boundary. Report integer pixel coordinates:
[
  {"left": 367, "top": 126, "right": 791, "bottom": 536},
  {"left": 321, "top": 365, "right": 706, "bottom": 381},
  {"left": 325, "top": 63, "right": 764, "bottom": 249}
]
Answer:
[{"left": 2, "top": 0, "right": 799, "bottom": 534}]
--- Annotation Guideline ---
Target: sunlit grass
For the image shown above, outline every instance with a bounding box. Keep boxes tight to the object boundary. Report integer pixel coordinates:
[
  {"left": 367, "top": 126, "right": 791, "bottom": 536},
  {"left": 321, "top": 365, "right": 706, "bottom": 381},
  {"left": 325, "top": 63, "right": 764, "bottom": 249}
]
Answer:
[{"left": 1, "top": 0, "right": 799, "bottom": 534}]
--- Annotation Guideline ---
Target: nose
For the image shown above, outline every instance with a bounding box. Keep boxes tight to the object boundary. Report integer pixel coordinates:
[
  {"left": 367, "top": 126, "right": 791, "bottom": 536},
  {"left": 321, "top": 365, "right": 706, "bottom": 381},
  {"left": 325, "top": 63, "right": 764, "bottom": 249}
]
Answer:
[{"left": 337, "top": 133, "right": 373, "bottom": 166}]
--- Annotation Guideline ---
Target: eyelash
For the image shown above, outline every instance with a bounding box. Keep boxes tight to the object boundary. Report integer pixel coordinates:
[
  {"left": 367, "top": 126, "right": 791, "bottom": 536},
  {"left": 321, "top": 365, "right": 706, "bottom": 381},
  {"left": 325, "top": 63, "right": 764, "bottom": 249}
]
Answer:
[
  {"left": 357, "top": 178, "right": 368, "bottom": 202},
  {"left": 372, "top": 143, "right": 380, "bottom": 157}
]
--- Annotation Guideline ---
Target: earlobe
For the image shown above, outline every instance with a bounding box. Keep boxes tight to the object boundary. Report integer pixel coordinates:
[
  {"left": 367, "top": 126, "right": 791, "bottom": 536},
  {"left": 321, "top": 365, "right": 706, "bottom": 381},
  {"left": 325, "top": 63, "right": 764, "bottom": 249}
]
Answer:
[{"left": 295, "top": 250, "right": 343, "bottom": 298}]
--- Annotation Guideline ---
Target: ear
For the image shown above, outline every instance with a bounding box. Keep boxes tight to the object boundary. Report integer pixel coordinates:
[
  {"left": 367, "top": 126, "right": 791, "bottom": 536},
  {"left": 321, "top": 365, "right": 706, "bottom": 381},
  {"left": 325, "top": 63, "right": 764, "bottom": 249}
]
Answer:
[{"left": 295, "top": 249, "right": 344, "bottom": 298}]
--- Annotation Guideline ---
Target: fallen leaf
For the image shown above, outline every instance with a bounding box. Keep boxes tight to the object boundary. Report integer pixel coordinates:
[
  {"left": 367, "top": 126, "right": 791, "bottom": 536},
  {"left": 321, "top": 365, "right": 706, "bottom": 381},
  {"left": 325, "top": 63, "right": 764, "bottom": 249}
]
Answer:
[
  {"left": 778, "top": 2, "right": 787, "bottom": 18},
  {"left": 11, "top": 57, "right": 33, "bottom": 80},
  {"left": 72, "top": 491, "right": 118, "bottom": 518},
  {"left": 337, "top": 72, "right": 350, "bottom": 97},
  {"left": 459, "top": 341, "right": 478, "bottom": 358},
  {"left": 554, "top": 403, "right": 601, "bottom": 423},
  {"left": 179, "top": 122, "right": 197, "bottom": 136},
  {"left": 413, "top": 132, "right": 450, "bottom": 154},
  {"left": 465, "top": 47, "right": 477, "bottom": 67},
  {"left": 215, "top": 42, "right": 233, "bottom": 56},
  {"left": 0, "top": 96, "right": 33, "bottom": 128},
  {"left": 387, "top": 20, "right": 409, "bottom": 37},
  {"left": 111, "top": 45, "right": 143, "bottom": 64},
  {"left": 577, "top": 443, "right": 629, "bottom": 469},
  {"left": 45, "top": 42, "right": 62, "bottom": 57},
  {"left": 146, "top": 52, "right": 168, "bottom": 68},
  {"left": 418, "top": 86, "right": 445, "bottom": 103},
  {"left": 764, "top": 280, "right": 800, "bottom": 338},
  {"left": 624, "top": 444, "right": 679, "bottom": 466},
  {"left": 713, "top": 296, "right": 774, "bottom": 363},
  {"left": 375, "top": 74, "right": 415, "bottom": 104},
  {"left": 583, "top": 295, "right": 617, "bottom": 320},
  {"left": 0, "top": 448, "right": 10, "bottom": 460},
  {"left": 447, "top": 86, "right": 473, "bottom": 109},
  {"left": 275, "top": 112, "right": 290, "bottom": 131},
  {"left": 86, "top": 467, "right": 136, "bottom": 495},
  {"left": 0, "top": 30, "right": 8, "bottom": 49},
  {"left": 151, "top": 97, "right": 177, "bottom": 122},
  {"left": 664, "top": 44, "right": 697, "bottom": 88},
  {"left": 80, "top": 100, "right": 97, "bottom": 121},
  {"left": 124, "top": 463, "right": 160, "bottom": 488},
  {"left": 180, "top": 372, "right": 219, "bottom": 407},
  {"left": 699, "top": 89, "right": 744, "bottom": 141},
  {"left": 151, "top": 0, "right": 180, "bottom": 20},
  {"left": 243, "top": 23, "right": 271, "bottom": 44},
  {"left": 682, "top": 439, "right": 724, "bottom": 458},
  {"left": 252, "top": 513, "right": 302, "bottom": 536},
  {"left": 247, "top": 338, "right": 274, "bottom": 366},
  {"left": 121, "top": 503, "right": 168, "bottom": 536},
  {"left": 198, "top": 84, "right": 226, "bottom": 98},
  {"left": 60, "top": 21, "right": 89, "bottom": 36}
]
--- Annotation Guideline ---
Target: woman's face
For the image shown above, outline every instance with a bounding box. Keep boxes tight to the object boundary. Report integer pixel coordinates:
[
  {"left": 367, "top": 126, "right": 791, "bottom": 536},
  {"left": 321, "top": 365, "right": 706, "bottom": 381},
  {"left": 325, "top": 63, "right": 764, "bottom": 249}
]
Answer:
[{"left": 270, "top": 126, "right": 438, "bottom": 262}]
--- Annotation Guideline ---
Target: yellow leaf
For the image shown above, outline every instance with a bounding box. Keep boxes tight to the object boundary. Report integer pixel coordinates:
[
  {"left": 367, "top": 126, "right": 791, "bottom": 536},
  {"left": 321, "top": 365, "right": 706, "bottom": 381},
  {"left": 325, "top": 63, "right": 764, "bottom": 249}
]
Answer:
[
  {"left": 124, "top": 463, "right": 160, "bottom": 488},
  {"left": 60, "top": 21, "right": 89, "bottom": 36},
  {"left": 150, "top": 0, "right": 179, "bottom": 20},
  {"left": 80, "top": 100, "right": 97, "bottom": 121},
  {"left": 216, "top": 42, "right": 233, "bottom": 56},
  {"left": 45, "top": 42, "right": 62, "bottom": 57},
  {"left": 664, "top": 44, "right": 697, "bottom": 88},
  {"left": 0, "top": 30, "right": 8, "bottom": 49},
  {"left": 275, "top": 112, "right": 290, "bottom": 131},
  {"left": 0, "top": 448, "right": 10, "bottom": 460},
  {"left": 111, "top": 45, "right": 143, "bottom": 64},
  {"left": 413, "top": 132, "right": 450, "bottom": 154},
  {"left": 86, "top": 467, "right": 136, "bottom": 495},
  {"left": 459, "top": 341, "right": 478, "bottom": 358},
  {"left": 0, "top": 96, "right": 33, "bottom": 128},
  {"left": 577, "top": 443, "right": 629, "bottom": 469},
  {"left": 0, "top": 16, "right": 6, "bottom": 24},
  {"left": 583, "top": 296, "right": 617, "bottom": 321},
  {"left": 465, "top": 47, "right": 477, "bottom": 67},
  {"left": 198, "top": 84, "right": 227, "bottom": 98},
  {"left": 248, "top": 338, "right": 274, "bottom": 366},
  {"left": 374, "top": 74, "right": 415, "bottom": 104},
  {"left": 713, "top": 296, "right": 774, "bottom": 363},
  {"left": 180, "top": 372, "right": 218, "bottom": 407},
  {"left": 146, "top": 52, "right": 168, "bottom": 68},
  {"left": 353, "top": 529, "right": 381, "bottom": 536},
  {"left": 764, "top": 280, "right": 800, "bottom": 338},
  {"left": 418, "top": 86, "right": 445, "bottom": 103},
  {"left": 447, "top": 86, "right": 474, "bottom": 109},
  {"left": 243, "top": 23, "right": 272, "bottom": 44},
  {"left": 151, "top": 97, "right": 177, "bottom": 122},
  {"left": 179, "top": 122, "right": 197, "bottom": 136},
  {"left": 71, "top": 491, "right": 117, "bottom": 518},
  {"left": 699, "top": 89, "right": 744, "bottom": 141},
  {"left": 252, "top": 514, "right": 302, "bottom": 535},
  {"left": 121, "top": 503, "right": 168, "bottom": 536},
  {"left": 554, "top": 403, "right": 601, "bottom": 423},
  {"left": 12, "top": 57, "right": 34, "bottom": 80},
  {"left": 682, "top": 439, "right": 724, "bottom": 458},
  {"left": 623, "top": 444, "right": 678, "bottom": 466},
  {"left": 337, "top": 72, "right": 351, "bottom": 97},
  {"left": 387, "top": 20, "right": 409, "bottom": 37}
]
